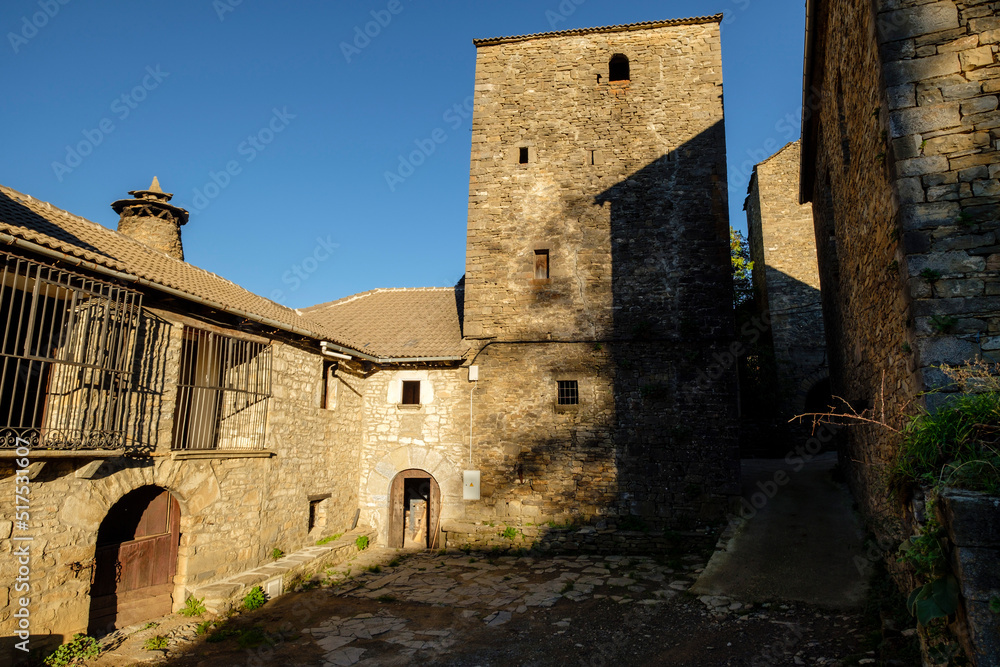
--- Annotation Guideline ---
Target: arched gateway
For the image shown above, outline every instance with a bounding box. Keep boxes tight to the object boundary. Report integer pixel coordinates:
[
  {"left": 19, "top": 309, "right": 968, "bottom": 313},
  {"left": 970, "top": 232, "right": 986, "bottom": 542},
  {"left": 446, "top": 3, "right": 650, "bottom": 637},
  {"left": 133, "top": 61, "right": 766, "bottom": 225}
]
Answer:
[
  {"left": 387, "top": 469, "right": 441, "bottom": 549},
  {"left": 88, "top": 486, "right": 181, "bottom": 635}
]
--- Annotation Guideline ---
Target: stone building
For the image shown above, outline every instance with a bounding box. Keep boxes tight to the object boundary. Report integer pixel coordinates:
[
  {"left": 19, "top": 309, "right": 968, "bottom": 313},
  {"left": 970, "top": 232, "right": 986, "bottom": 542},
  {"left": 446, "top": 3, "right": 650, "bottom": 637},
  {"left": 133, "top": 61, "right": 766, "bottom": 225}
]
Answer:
[
  {"left": 0, "top": 181, "right": 369, "bottom": 649},
  {"left": 1, "top": 13, "right": 742, "bottom": 654},
  {"left": 305, "top": 15, "right": 740, "bottom": 549},
  {"left": 744, "top": 141, "right": 829, "bottom": 451},
  {"left": 801, "top": 0, "right": 999, "bottom": 660}
]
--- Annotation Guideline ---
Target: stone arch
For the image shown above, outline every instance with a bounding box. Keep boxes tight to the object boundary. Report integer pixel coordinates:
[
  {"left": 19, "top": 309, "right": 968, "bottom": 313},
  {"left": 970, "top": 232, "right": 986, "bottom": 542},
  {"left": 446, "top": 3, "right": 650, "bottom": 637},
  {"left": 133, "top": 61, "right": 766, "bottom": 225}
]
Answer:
[
  {"left": 57, "top": 460, "right": 218, "bottom": 633},
  {"left": 609, "top": 53, "right": 630, "bottom": 82},
  {"left": 88, "top": 484, "right": 182, "bottom": 635},
  {"left": 793, "top": 371, "right": 832, "bottom": 416},
  {"left": 362, "top": 446, "right": 463, "bottom": 546}
]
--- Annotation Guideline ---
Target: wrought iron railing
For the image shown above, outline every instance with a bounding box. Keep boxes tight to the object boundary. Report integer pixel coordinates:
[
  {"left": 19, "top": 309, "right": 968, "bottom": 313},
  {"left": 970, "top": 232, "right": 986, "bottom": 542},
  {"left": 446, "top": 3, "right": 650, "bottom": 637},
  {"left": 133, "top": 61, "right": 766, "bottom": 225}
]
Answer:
[
  {"left": 172, "top": 326, "right": 271, "bottom": 451},
  {"left": 0, "top": 253, "right": 142, "bottom": 451}
]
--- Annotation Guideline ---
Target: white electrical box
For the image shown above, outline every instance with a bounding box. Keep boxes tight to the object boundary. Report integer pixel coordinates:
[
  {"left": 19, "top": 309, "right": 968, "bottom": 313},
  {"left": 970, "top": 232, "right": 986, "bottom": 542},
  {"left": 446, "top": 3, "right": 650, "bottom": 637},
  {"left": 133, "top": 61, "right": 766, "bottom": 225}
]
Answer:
[
  {"left": 463, "top": 470, "right": 481, "bottom": 500},
  {"left": 468, "top": 365, "right": 479, "bottom": 381}
]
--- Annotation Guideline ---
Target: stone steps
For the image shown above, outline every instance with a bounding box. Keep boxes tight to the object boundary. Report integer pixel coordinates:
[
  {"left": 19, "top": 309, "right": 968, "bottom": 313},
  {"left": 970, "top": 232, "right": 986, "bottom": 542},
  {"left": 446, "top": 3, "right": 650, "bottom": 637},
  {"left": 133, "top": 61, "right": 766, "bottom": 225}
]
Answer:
[{"left": 191, "top": 526, "right": 377, "bottom": 613}]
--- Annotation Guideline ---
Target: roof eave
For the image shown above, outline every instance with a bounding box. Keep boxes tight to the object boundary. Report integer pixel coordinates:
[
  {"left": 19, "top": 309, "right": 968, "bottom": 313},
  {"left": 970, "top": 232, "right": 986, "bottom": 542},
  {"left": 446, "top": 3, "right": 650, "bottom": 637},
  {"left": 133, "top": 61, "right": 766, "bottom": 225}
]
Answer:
[
  {"left": 472, "top": 14, "right": 723, "bottom": 47},
  {"left": 0, "top": 230, "right": 368, "bottom": 354},
  {"left": 800, "top": 0, "right": 819, "bottom": 204}
]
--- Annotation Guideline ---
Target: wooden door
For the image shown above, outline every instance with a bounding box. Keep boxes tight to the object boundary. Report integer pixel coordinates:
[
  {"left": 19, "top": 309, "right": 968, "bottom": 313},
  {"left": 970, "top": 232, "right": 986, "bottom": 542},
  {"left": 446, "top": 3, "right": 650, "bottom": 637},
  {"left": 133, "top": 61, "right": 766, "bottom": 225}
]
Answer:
[
  {"left": 428, "top": 476, "right": 441, "bottom": 549},
  {"left": 387, "top": 470, "right": 440, "bottom": 550},
  {"left": 89, "top": 490, "right": 180, "bottom": 634}
]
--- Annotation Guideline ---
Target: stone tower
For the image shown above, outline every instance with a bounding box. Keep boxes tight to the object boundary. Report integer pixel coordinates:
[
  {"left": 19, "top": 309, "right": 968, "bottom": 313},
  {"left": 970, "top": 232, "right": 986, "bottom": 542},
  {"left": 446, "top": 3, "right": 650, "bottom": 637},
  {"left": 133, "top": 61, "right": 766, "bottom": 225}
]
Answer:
[
  {"left": 462, "top": 16, "right": 739, "bottom": 527},
  {"left": 745, "top": 141, "right": 829, "bottom": 451},
  {"left": 111, "top": 177, "right": 189, "bottom": 260}
]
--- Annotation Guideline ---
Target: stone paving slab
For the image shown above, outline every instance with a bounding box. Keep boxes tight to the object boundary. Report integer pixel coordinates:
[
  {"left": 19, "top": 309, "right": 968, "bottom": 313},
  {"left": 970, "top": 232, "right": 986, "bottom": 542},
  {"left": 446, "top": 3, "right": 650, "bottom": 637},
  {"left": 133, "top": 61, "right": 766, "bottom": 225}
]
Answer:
[{"left": 86, "top": 538, "right": 899, "bottom": 667}]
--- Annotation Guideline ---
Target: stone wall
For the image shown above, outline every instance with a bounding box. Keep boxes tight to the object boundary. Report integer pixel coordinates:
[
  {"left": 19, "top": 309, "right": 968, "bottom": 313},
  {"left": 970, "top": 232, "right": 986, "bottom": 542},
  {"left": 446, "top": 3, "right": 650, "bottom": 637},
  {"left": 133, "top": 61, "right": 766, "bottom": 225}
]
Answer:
[
  {"left": 805, "top": 0, "right": 926, "bottom": 543},
  {"left": 745, "top": 141, "right": 828, "bottom": 437},
  {"left": 461, "top": 19, "right": 739, "bottom": 528},
  {"left": 878, "top": 0, "right": 1000, "bottom": 402},
  {"left": 0, "top": 303, "right": 364, "bottom": 644},
  {"left": 805, "top": 0, "right": 1000, "bottom": 539},
  {"left": 941, "top": 490, "right": 1000, "bottom": 666},
  {"left": 353, "top": 364, "right": 469, "bottom": 545}
]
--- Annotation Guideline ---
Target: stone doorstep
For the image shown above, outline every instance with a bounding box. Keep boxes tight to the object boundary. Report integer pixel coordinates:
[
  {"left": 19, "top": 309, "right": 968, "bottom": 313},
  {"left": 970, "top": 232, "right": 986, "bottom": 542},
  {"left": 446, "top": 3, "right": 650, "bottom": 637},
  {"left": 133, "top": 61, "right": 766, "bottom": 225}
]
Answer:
[{"left": 191, "top": 526, "right": 376, "bottom": 614}]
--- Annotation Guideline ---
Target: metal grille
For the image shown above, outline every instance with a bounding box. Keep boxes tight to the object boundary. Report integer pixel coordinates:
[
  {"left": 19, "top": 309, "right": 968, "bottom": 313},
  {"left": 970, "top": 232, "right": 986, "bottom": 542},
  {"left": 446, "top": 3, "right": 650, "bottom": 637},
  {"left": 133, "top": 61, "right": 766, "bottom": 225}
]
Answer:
[
  {"left": 172, "top": 327, "right": 271, "bottom": 451},
  {"left": 0, "top": 252, "right": 142, "bottom": 450},
  {"left": 557, "top": 380, "right": 579, "bottom": 405}
]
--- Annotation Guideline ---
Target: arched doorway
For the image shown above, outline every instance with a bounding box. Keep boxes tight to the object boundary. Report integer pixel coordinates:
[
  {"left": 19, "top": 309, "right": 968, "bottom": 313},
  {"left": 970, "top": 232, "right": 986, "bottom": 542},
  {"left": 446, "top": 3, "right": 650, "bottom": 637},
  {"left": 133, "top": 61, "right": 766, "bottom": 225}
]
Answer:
[
  {"left": 89, "top": 486, "right": 181, "bottom": 635},
  {"left": 388, "top": 470, "right": 440, "bottom": 549},
  {"left": 804, "top": 377, "right": 833, "bottom": 415}
]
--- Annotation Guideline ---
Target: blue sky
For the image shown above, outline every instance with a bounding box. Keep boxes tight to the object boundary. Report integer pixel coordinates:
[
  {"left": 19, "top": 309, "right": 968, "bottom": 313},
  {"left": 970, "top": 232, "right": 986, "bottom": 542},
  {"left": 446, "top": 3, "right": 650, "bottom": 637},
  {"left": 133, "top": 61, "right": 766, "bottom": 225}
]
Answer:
[{"left": 1, "top": 0, "right": 806, "bottom": 309}]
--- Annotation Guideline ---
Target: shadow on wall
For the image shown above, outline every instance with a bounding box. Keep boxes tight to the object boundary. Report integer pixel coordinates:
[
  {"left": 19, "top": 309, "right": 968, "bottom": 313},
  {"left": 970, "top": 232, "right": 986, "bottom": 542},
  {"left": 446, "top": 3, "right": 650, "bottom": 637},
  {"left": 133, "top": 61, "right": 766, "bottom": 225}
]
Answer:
[
  {"left": 740, "top": 268, "right": 830, "bottom": 458},
  {"left": 472, "top": 122, "right": 740, "bottom": 534}
]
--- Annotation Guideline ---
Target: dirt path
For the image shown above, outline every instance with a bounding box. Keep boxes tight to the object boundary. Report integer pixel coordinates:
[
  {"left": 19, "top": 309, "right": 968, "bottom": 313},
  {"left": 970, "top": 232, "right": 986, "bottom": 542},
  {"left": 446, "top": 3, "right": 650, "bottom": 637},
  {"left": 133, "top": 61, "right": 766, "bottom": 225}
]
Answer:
[{"left": 88, "top": 545, "right": 886, "bottom": 667}]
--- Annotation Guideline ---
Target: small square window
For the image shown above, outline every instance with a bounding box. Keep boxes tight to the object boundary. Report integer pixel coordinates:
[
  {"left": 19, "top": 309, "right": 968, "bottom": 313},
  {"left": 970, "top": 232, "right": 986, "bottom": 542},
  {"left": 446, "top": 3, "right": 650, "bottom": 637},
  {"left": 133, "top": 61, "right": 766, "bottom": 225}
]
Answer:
[
  {"left": 401, "top": 380, "right": 421, "bottom": 405},
  {"left": 519, "top": 147, "right": 529, "bottom": 164},
  {"left": 557, "top": 380, "right": 579, "bottom": 405},
  {"left": 534, "top": 250, "right": 549, "bottom": 280}
]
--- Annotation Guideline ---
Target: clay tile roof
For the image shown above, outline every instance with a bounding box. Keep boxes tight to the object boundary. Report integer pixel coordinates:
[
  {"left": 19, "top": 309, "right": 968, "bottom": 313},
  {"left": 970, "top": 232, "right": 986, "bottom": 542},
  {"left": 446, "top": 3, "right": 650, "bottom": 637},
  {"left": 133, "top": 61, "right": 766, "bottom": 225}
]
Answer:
[
  {"left": 302, "top": 287, "right": 466, "bottom": 360},
  {"left": 0, "top": 183, "right": 362, "bottom": 350},
  {"left": 472, "top": 14, "right": 723, "bottom": 46}
]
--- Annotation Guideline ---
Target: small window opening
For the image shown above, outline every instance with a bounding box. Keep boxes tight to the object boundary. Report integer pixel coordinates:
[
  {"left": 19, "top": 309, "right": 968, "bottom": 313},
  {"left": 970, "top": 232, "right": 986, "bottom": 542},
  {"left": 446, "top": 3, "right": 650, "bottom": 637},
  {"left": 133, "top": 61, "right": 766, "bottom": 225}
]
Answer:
[
  {"left": 609, "top": 54, "right": 630, "bottom": 82},
  {"left": 590, "top": 150, "right": 596, "bottom": 166},
  {"left": 401, "top": 380, "right": 421, "bottom": 405},
  {"left": 308, "top": 494, "right": 330, "bottom": 533},
  {"left": 557, "top": 380, "right": 579, "bottom": 405},
  {"left": 519, "top": 147, "right": 529, "bottom": 164},
  {"left": 308, "top": 500, "right": 320, "bottom": 531},
  {"left": 534, "top": 250, "right": 550, "bottom": 280}
]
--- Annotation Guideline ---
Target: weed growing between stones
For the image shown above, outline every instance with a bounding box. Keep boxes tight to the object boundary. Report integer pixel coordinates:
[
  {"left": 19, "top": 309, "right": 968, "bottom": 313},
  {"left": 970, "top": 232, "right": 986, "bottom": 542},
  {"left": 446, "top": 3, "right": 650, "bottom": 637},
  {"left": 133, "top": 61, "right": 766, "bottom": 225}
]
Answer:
[
  {"left": 179, "top": 595, "right": 207, "bottom": 617},
  {"left": 355, "top": 535, "right": 369, "bottom": 551},
  {"left": 43, "top": 634, "right": 101, "bottom": 666},
  {"left": 316, "top": 532, "right": 343, "bottom": 546},
  {"left": 271, "top": 547, "right": 285, "bottom": 560},
  {"left": 142, "top": 635, "right": 168, "bottom": 651}
]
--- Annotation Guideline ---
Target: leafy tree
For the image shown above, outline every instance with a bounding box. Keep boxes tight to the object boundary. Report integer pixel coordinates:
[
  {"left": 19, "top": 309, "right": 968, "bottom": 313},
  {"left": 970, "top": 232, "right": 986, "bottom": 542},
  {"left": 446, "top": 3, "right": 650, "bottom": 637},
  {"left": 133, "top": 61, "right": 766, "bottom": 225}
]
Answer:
[{"left": 730, "top": 227, "right": 754, "bottom": 308}]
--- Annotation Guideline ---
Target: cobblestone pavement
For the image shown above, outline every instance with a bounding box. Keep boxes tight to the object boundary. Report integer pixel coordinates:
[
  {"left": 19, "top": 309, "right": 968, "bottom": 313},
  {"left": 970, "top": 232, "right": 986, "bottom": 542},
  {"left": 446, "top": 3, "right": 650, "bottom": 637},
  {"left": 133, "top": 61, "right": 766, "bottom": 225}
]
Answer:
[{"left": 88, "top": 542, "right": 894, "bottom": 667}]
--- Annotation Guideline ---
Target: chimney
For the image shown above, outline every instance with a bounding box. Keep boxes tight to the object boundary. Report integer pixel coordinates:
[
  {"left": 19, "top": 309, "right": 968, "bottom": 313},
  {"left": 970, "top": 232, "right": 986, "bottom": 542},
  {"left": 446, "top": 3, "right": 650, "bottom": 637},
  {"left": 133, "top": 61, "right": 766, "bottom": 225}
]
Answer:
[{"left": 111, "top": 177, "right": 190, "bottom": 260}]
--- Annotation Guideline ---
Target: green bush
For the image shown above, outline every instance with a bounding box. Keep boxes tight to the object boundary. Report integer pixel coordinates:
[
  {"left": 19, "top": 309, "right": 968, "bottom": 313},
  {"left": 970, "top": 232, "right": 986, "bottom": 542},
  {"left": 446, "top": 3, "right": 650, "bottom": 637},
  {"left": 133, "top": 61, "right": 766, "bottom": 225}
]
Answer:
[
  {"left": 891, "top": 390, "right": 1000, "bottom": 494},
  {"left": 44, "top": 634, "right": 101, "bottom": 666},
  {"left": 241, "top": 585, "right": 267, "bottom": 611},
  {"left": 355, "top": 535, "right": 369, "bottom": 551}
]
